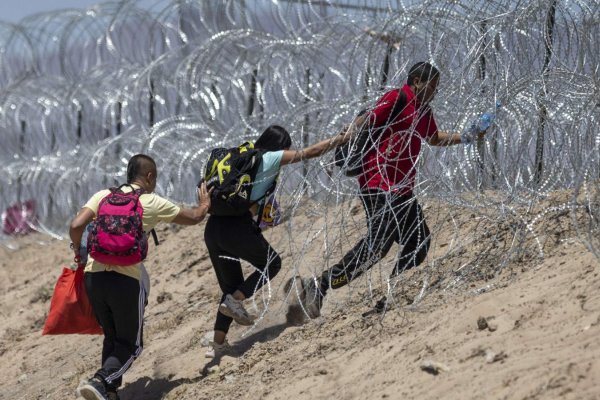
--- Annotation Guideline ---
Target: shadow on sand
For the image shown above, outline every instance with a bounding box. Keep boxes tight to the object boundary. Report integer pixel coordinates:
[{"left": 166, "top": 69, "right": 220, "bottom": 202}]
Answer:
[
  {"left": 120, "top": 322, "right": 291, "bottom": 399},
  {"left": 119, "top": 375, "right": 202, "bottom": 400},
  {"left": 201, "top": 321, "right": 289, "bottom": 375}
]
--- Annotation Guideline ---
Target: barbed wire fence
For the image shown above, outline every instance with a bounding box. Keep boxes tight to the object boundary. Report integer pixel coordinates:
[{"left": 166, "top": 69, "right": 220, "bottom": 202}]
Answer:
[{"left": 0, "top": 0, "right": 598, "bottom": 312}]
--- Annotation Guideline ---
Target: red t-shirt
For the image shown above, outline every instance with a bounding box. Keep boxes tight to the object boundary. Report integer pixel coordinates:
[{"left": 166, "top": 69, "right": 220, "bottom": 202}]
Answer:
[{"left": 357, "top": 84, "right": 438, "bottom": 195}]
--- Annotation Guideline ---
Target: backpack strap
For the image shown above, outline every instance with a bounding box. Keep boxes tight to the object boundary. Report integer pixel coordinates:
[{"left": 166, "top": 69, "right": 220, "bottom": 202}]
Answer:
[
  {"left": 150, "top": 228, "right": 159, "bottom": 246},
  {"left": 132, "top": 186, "right": 160, "bottom": 246},
  {"left": 255, "top": 174, "right": 278, "bottom": 226},
  {"left": 114, "top": 184, "right": 160, "bottom": 246},
  {"left": 114, "top": 183, "right": 136, "bottom": 193},
  {"left": 357, "top": 89, "right": 408, "bottom": 159},
  {"left": 368, "top": 88, "right": 408, "bottom": 134},
  {"left": 345, "top": 89, "right": 407, "bottom": 136},
  {"left": 385, "top": 89, "right": 408, "bottom": 127}
]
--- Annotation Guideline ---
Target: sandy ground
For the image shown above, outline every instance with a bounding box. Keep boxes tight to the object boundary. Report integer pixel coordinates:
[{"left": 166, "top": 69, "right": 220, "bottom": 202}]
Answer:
[{"left": 1, "top": 195, "right": 599, "bottom": 400}]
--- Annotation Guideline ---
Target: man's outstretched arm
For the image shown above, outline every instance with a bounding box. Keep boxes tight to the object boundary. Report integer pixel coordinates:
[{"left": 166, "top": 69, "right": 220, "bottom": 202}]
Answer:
[
  {"left": 428, "top": 130, "right": 488, "bottom": 146},
  {"left": 172, "top": 182, "right": 212, "bottom": 225}
]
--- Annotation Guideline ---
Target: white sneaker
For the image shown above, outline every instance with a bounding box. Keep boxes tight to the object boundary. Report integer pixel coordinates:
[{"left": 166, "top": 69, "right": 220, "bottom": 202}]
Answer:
[
  {"left": 218, "top": 294, "right": 255, "bottom": 326},
  {"left": 200, "top": 330, "right": 215, "bottom": 347},
  {"left": 205, "top": 340, "right": 230, "bottom": 358}
]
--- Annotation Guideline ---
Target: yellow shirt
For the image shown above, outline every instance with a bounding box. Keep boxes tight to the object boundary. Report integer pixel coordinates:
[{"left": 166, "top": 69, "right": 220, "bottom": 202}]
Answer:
[{"left": 83, "top": 184, "right": 181, "bottom": 281}]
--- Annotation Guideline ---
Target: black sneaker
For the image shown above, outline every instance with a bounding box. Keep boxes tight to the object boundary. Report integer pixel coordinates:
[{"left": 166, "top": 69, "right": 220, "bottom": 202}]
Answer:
[
  {"left": 107, "top": 389, "right": 120, "bottom": 400},
  {"left": 284, "top": 276, "right": 306, "bottom": 325},
  {"left": 77, "top": 377, "right": 108, "bottom": 400},
  {"left": 301, "top": 277, "right": 323, "bottom": 318}
]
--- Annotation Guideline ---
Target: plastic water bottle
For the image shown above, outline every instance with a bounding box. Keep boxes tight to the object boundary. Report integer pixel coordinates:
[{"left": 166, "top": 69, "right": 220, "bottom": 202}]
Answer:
[
  {"left": 477, "top": 112, "right": 495, "bottom": 132},
  {"left": 462, "top": 101, "right": 501, "bottom": 144}
]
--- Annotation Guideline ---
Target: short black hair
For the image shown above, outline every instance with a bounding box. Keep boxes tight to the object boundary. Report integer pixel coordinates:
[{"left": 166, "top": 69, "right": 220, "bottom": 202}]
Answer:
[
  {"left": 126, "top": 154, "right": 156, "bottom": 183},
  {"left": 255, "top": 125, "right": 292, "bottom": 152},
  {"left": 407, "top": 62, "right": 440, "bottom": 85}
]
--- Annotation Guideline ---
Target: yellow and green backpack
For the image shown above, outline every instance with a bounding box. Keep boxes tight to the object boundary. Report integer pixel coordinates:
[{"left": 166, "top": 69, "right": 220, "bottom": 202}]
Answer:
[{"left": 203, "top": 142, "right": 267, "bottom": 216}]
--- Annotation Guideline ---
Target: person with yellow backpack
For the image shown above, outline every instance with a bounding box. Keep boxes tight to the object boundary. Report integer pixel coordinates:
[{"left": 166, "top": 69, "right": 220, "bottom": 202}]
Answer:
[{"left": 202, "top": 124, "right": 355, "bottom": 357}]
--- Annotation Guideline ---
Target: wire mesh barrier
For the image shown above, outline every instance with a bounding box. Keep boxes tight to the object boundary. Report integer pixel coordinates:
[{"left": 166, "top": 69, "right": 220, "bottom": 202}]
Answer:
[{"left": 0, "top": 0, "right": 598, "bottom": 310}]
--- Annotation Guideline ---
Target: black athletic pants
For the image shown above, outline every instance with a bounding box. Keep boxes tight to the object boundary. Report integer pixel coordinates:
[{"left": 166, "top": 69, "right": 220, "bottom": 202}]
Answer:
[
  {"left": 204, "top": 213, "right": 282, "bottom": 333},
  {"left": 84, "top": 271, "right": 146, "bottom": 391},
  {"left": 320, "top": 189, "right": 430, "bottom": 294}
]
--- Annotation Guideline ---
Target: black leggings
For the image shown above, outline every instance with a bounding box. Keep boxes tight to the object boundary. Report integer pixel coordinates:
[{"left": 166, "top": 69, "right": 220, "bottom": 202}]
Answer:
[
  {"left": 204, "top": 213, "right": 282, "bottom": 333},
  {"left": 84, "top": 271, "right": 146, "bottom": 390},
  {"left": 320, "top": 190, "right": 430, "bottom": 293}
]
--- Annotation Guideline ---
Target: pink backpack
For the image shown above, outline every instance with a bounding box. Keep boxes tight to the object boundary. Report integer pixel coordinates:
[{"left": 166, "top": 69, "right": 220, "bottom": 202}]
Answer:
[{"left": 87, "top": 184, "right": 148, "bottom": 266}]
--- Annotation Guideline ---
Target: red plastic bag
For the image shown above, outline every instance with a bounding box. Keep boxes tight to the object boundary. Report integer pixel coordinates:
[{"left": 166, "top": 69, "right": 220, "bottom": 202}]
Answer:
[{"left": 42, "top": 265, "right": 103, "bottom": 335}]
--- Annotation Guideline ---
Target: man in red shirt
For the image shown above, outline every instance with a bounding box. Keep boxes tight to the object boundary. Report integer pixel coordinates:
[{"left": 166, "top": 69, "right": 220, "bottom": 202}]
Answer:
[{"left": 298, "top": 62, "right": 481, "bottom": 318}]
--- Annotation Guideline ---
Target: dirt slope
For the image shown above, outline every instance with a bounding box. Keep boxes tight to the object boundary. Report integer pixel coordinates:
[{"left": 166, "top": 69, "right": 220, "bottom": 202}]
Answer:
[{"left": 1, "top": 197, "right": 599, "bottom": 400}]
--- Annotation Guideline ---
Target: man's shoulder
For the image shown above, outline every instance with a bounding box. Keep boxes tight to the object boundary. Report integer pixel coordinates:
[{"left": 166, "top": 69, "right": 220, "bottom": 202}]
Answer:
[
  {"left": 377, "top": 87, "right": 408, "bottom": 107},
  {"left": 83, "top": 188, "right": 111, "bottom": 211},
  {"left": 93, "top": 188, "right": 112, "bottom": 200},
  {"left": 139, "top": 191, "right": 167, "bottom": 204},
  {"left": 372, "top": 89, "right": 401, "bottom": 112},
  {"left": 381, "top": 87, "right": 402, "bottom": 99},
  {"left": 139, "top": 192, "right": 179, "bottom": 211}
]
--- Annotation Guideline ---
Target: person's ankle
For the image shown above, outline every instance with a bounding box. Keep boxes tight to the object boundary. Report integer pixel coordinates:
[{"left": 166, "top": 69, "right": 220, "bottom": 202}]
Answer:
[
  {"left": 213, "top": 330, "right": 227, "bottom": 345},
  {"left": 232, "top": 290, "right": 245, "bottom": 301}
]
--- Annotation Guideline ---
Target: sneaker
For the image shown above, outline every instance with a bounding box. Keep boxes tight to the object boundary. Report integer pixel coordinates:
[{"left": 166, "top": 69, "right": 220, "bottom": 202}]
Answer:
[
  {"left": 205, "top": 339, "right": 230, "bottom": 358},
  {"left": 77, "top": 377, "right": 108, "bottom": 400},
  {"left": 284, "top": 276, "right": 307, "bottom": 325},
  {"left": 107, "top": 390, "right": 120, "bottom": 400},
  {"left": 301, "top": 277, "right": 323, "bottom": 318},
  {"left": 218, "top": 294, "right": 255, "bottom": 326},
  {"left": 200, "top": 330, "right": 215, "bottom": 347}
]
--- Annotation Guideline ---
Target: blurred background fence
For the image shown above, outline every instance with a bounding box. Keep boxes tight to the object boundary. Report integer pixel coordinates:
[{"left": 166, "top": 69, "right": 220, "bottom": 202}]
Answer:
[{"left": 0, "top": 0, "right": 598, "bottom": 274}]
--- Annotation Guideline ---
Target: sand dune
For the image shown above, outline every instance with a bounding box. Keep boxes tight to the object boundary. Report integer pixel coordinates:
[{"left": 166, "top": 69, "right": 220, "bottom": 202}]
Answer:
[{"left": 1, "top": 196, "right": 599, "bottom": 400}]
